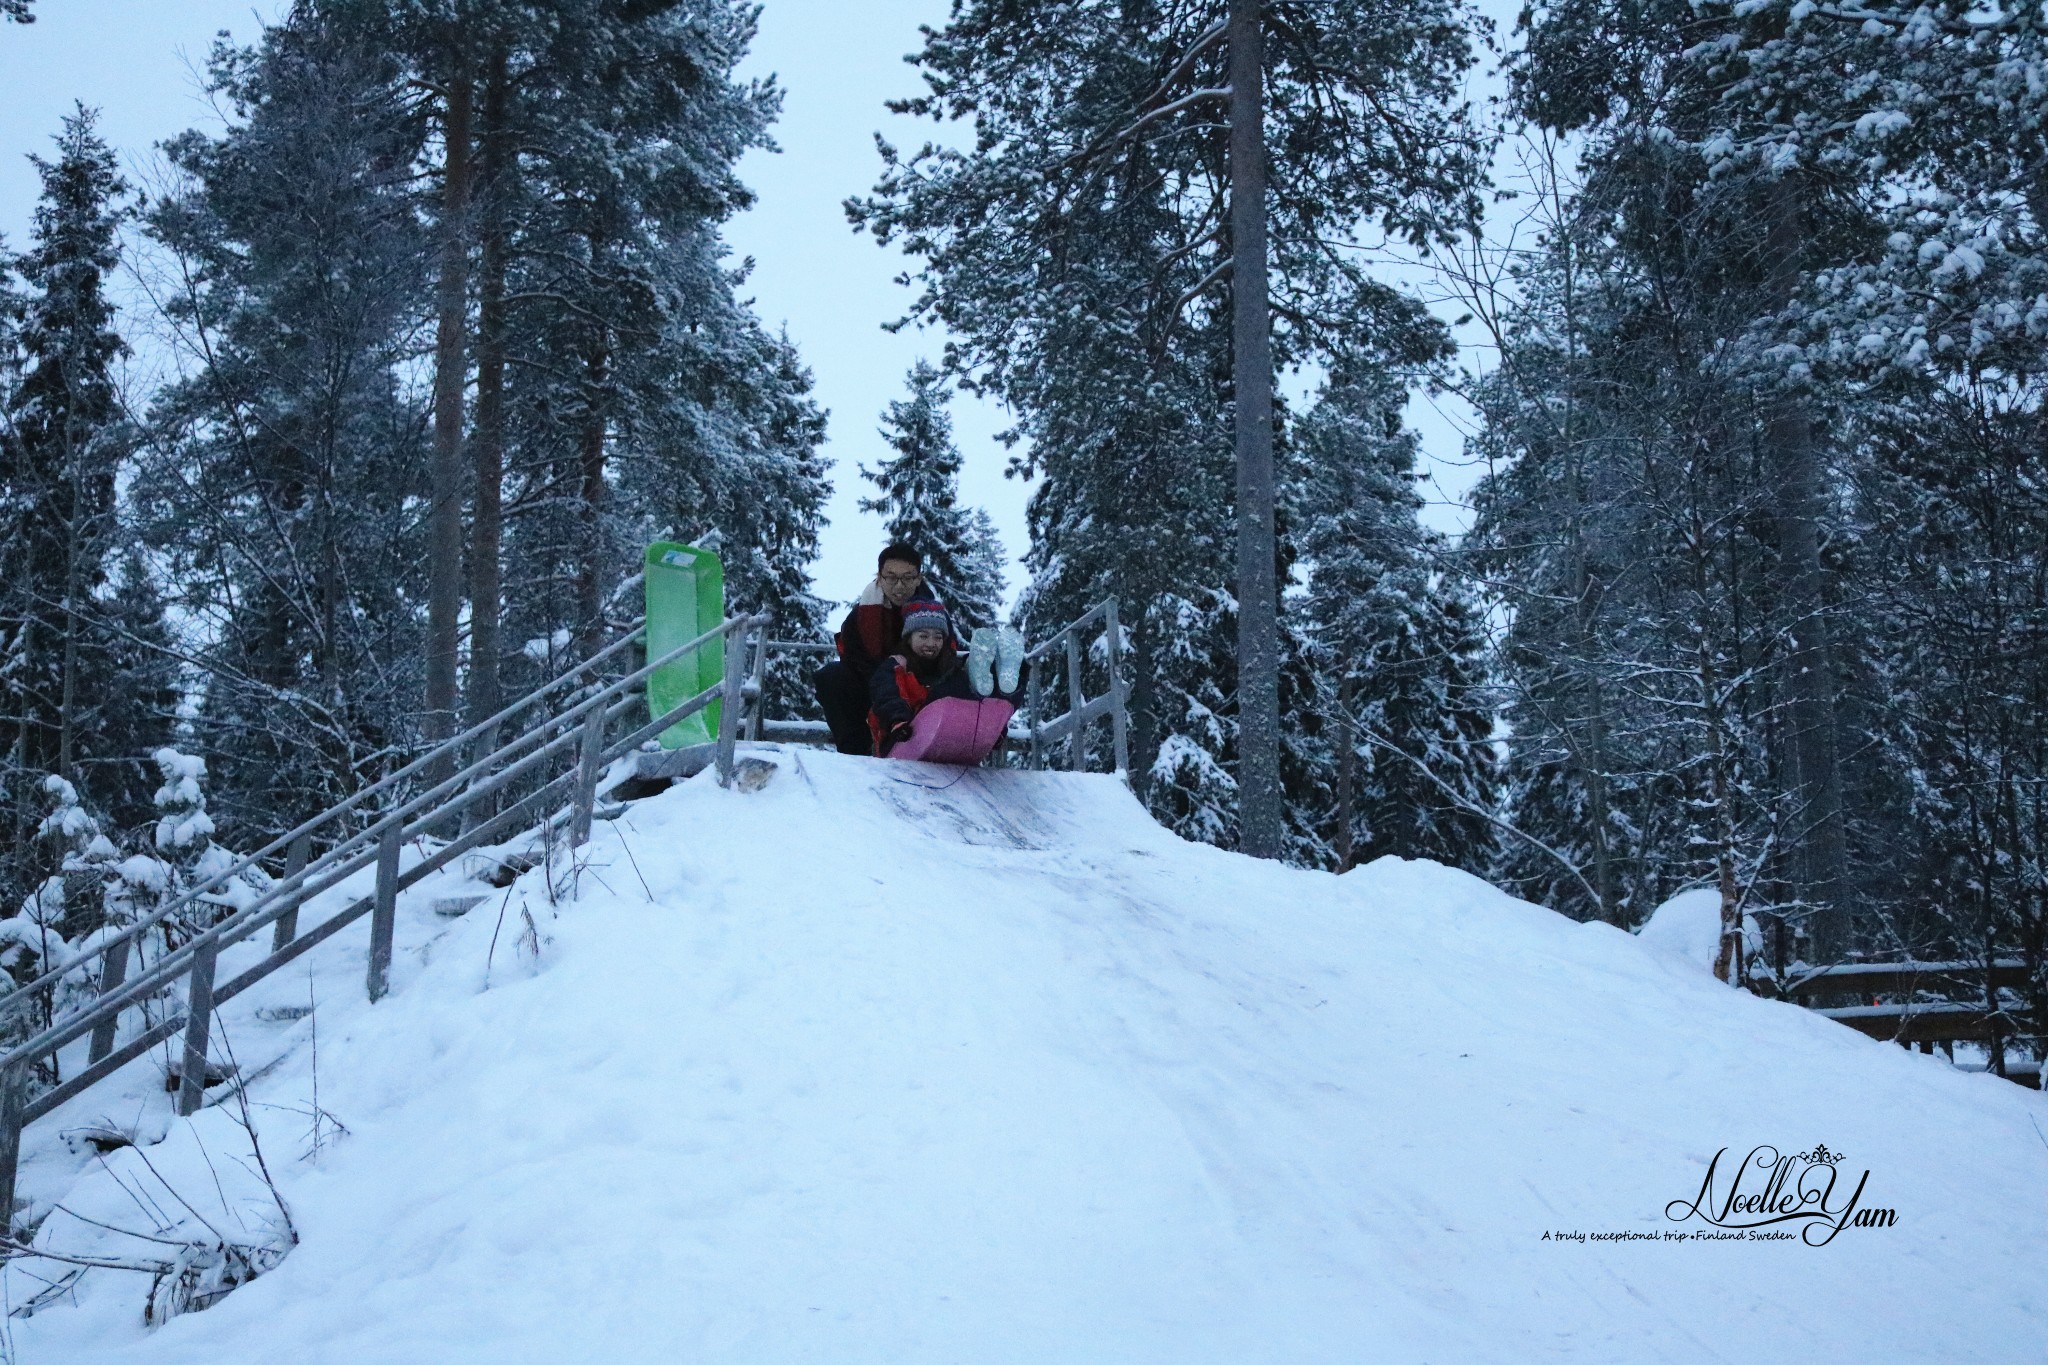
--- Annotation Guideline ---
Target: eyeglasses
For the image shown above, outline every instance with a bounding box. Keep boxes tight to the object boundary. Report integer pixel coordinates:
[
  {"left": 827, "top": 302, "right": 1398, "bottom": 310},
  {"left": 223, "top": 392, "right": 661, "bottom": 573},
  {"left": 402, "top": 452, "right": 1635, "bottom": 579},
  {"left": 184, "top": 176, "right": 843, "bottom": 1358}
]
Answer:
[{"left": 878, "top": 571, "right": 922, "bottom": 585}]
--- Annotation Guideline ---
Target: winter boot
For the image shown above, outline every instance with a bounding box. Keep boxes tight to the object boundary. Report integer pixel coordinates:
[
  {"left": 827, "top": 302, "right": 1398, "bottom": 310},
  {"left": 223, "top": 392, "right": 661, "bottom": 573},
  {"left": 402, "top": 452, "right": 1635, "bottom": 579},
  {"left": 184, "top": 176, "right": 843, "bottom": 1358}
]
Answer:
[
  {"left": 968, "top": 626, "right": 998, "bottom": 697},
  {"left": 996, "top": 625, "right": 1026, "bottom": 696}
]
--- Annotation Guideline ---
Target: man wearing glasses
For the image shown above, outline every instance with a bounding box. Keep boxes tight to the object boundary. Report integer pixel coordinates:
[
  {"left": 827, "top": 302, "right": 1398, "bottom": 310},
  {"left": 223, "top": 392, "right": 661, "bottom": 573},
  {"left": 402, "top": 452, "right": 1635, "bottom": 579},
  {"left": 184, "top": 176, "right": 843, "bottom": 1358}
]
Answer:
[{"left": 813, "top": 543, "right": 949, "bottom": 755}]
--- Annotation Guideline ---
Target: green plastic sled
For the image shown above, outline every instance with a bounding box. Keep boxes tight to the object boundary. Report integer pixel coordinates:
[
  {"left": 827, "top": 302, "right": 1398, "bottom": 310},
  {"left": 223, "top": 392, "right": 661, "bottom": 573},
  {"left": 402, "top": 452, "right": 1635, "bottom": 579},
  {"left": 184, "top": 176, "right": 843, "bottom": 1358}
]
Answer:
[{"left": 644, "top": 541, "right": 725, "bottom": 749}]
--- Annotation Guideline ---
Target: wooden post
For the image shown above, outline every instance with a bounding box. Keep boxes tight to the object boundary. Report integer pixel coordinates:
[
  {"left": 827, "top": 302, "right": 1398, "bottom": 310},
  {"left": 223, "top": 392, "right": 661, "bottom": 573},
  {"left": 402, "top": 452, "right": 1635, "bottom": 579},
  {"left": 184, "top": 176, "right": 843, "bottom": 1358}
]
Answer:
[
  {"left": 367, "top": 822, "right": 401, "bottom": 1002},
  {"left": 271, "top": 832, "right": 312, "bottom": 954},
  {"left": 87, "top": 935, "right": 130, "bottom": 1063},
  {"left": 1065, "top": 631, "right": 1087, "bottom": 772},
  {"left": 1104, "top": 599, "right": 1130, "bottom": 779},
  {"left": 0, "top": 1062, "right": 25, "bottom": 1235},
  {"left": 570, "top": 702, "right": 606, "bottom": 848},
  {"left": 176, "top": 941, "right": 218, "bottom": 1117},
  {"left": 716, "top": 621, "right": 745, "bottom": 787},
  {"left": 1027, "top": 648, "right": 1046, "bottom": 771}
]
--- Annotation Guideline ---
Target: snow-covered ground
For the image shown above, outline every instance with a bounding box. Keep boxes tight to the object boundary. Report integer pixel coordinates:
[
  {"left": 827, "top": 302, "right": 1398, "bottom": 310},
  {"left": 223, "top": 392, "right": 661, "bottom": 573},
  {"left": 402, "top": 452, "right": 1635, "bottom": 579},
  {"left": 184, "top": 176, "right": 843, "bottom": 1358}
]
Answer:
[{"left": 9, "top": 747, "right": 2046, "bottom": 1363}]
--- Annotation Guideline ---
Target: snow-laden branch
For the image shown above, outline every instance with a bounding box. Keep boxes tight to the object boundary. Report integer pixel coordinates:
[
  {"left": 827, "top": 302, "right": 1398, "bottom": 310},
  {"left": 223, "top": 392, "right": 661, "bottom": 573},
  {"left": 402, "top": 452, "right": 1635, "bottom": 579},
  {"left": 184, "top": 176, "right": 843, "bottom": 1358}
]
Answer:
[{"left": 1346, "top": 716, "right": 1607, "bottom": 911}]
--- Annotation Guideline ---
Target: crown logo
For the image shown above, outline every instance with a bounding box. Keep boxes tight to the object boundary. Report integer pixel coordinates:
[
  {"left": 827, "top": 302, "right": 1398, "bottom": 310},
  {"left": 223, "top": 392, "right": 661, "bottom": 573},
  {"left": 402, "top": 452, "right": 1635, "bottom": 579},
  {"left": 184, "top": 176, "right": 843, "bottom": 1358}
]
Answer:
[{"left": 1791, "top": 1144, "right": 1841, "bottom": 1166}]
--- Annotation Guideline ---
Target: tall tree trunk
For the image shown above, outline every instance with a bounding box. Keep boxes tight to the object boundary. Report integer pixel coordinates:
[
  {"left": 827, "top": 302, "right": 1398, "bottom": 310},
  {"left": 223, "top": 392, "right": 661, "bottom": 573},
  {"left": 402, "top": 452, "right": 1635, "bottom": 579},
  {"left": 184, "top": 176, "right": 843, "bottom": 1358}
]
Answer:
[
  {"left": 57, "top": 435, "right": 81, "bottom": 780},
  {"left": 1702, "top": 625, "right": 1745, "bottom": 986},
  {"left": 1565, "top": 448, "right": 1620, "bottom": 923},
  {"left": 1229, "top": 0, "right": 1281, "bottom": 859},
  {"left": 1552, "top": 218, "right": 1618, "bottom": 923},
  {"left": 1764, "top": 174, "right": 1849, "bottom": 961},
  {"left": 574, "top": 346, "right": 609, "bottom": 659},
  {"left": 468, "top": 50, "right": 509, "bottom": 737},
  {"left": 1126, "top": 603, "right": 1157, "bottom": 803},
  {"left": 1335, "top": 671, "right": 1356, "bottom": 871},
  {"left": 1578, "top": 670, "right": 1620, "bottom": 923},
  {"left": 425, "top": 61, "right": 473, "bottom": 764}
]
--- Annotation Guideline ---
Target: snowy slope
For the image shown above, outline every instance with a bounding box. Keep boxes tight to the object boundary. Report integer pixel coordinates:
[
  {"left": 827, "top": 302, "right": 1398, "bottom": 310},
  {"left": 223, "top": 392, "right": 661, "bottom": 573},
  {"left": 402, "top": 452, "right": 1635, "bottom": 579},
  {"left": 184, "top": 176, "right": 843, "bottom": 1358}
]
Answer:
[{"left": 12, "top": 747, "right": 2047, "bottom": 1363}]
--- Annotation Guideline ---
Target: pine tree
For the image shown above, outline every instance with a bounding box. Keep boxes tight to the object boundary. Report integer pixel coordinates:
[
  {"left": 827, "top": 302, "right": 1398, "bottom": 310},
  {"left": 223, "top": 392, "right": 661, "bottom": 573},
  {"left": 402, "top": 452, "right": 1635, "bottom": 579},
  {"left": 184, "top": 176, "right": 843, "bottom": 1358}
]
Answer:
[
  {"left": 0, "top": 107, "right": 169, "bottom": 913},
  {"left": 287, "top": 0, "right": 827, "bottom": 734},
  {"left": 1514, "top": 0, "right": 1949, "bottom": 954},
  {"left": 364, "top": 1, "right": 822, "bottom": 699},
  {"left": 852, "top": 0, "right": 1482, "bottom": 858},
  {"left": 1463, "top": 194, "right": 1785, "bottom": 931},
  {"left": 862, "top": 361, "right": 1006, "bottom": 630},
  {"left": 1297, "top": 370, "right": 1496, "bottom": 872},
  {"left": 145, "top": 5, "right": 834, "bottom": 833},
  {"left": 644, "top": 324, "right": 835, "bottom": 721},
  {"left": 144, "top": 25, "right": 431, "bottom": 839}
]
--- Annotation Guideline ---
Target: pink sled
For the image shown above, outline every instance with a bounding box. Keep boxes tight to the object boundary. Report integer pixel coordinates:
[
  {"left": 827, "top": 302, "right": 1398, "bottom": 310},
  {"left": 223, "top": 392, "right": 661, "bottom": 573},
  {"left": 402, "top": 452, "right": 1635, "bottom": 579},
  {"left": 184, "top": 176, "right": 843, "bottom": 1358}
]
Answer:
[{"left": 888, "top": 697, "right": 1016, "bottom": 766}]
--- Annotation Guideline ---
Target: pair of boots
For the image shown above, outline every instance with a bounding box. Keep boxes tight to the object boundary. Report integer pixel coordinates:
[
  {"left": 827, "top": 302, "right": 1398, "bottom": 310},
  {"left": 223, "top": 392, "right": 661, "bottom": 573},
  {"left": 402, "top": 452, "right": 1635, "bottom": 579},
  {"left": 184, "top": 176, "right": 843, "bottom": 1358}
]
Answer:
[{"left": 966, "top": 625, "right": 1026, "bottom": 698}]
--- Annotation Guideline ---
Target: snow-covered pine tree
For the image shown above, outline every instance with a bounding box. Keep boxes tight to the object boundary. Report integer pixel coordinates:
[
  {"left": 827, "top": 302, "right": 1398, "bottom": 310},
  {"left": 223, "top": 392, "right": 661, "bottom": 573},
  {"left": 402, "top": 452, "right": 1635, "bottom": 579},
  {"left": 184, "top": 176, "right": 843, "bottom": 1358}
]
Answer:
[
  {"left": 356, "top": 0, "right": 821, "bottom": 699},
  {"left": 144, "top": 24, "right": 430, "bottom": 841},
  {"left": 147, "top": 746, "right": 266, "bottom": 932},
  {"left": 853, "top": 0, "right": 1480, "bottom": 859},
  {"left": 1297, "top": 369, "right": 1496, "bottom": 873},
  {"left": 1516, "top": 0, "right": 1936, "bottom": 957},
  {"left": 34, "top": 771, "right": 119, "bottom": 938},
  {"left": 0, "top": 775, "right": 120, "bottom": 1051},
  {"left": 145, "top": 4, "right": 833, "bottom": 826},
  {"left": 862, "top": 360, "right": 1005, "bottom": 631},
  {"left": 0, "top": 107, "right": 171, "bottom": 913},
  {"left": 1462, "top": 177, "right": 1792, "bottom": 932},
  {"left": 645, "top": 324, "right": 835, "bottom": 722},
  {"left": 1684, "top": 0, "right": 2048, "bottom": 991}
]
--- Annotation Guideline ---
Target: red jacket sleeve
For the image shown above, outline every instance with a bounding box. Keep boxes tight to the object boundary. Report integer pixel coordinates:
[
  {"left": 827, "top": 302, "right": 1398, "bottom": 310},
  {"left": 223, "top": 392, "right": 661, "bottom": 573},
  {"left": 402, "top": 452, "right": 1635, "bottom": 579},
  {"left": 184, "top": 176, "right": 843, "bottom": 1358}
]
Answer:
[
  {"left": 869, "top": 659, "right": 928, "bottom": 729},
  {"left": 836, "top": 603, "right": 898, "bottom": 678}
]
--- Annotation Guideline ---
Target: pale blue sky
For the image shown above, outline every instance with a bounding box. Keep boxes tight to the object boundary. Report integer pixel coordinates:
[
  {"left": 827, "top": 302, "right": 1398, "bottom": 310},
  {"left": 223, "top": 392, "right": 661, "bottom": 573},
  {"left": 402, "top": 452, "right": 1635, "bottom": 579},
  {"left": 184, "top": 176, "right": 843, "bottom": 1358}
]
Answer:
[{"left": 1, "top": 0, "right": 1500, "bottom": 609}]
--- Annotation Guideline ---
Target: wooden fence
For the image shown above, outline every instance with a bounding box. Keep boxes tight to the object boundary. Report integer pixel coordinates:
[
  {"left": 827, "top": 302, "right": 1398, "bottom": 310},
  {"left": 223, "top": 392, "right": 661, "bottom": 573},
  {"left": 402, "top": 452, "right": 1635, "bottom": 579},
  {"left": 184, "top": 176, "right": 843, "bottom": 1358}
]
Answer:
[{"left": 1786, "top": 959, "right": 2038, "bottom": 1086}]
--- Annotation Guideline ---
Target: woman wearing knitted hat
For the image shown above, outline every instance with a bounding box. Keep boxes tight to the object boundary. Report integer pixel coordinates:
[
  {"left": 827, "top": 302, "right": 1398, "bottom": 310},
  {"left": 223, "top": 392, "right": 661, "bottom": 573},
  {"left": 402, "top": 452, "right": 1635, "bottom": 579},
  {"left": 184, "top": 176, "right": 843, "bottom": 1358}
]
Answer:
[{"left": 867, "top": 600, "right": 1024, "bottom": 758}]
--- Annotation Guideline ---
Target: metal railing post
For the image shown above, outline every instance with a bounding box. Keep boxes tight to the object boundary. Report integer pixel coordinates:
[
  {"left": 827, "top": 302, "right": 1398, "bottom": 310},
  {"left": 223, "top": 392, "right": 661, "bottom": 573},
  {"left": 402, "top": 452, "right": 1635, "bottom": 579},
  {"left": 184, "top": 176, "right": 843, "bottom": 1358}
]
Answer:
[
  {"left": 1104, "top": 597, "right": 1130, "bottom": 778},
  {"left": 1027, "top": 646, "right": 1046, "bottom": 771},
  {"left": 176, "top": 942, "right": 218, "bottom": 1117},
  {"left": 271, "top": 832, "right": 312, "bottom": 954},
  {"left": 716, "top": 619, "right": 748, "bottom": 786},
  {"left": 570, "top": 703, "right": 607, "bottom": 848},
  {"left": 1065, "top": 631, "right": 1088, "bottom": 772},
  {"left": 746, "top": 623, "right": 769, "bottom": 742},
  {"left": 87, "top": 936, "right": 130, "bottom": 1063},
  {"left": 367, "top": 823, "right": 401, "bottom": 1002},
  {"left": 0, "top": 1062, "right": 24, "bottom": 1234}
]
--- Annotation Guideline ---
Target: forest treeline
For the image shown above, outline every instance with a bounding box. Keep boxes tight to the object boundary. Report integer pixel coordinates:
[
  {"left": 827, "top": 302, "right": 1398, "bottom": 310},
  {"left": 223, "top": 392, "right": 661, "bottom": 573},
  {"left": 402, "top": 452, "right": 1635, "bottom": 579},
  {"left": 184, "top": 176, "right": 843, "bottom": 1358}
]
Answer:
[
  {"left": 0, "top": 0, "right": 2043, "bottom": 1015},
  {"left": 1, "top": 1, "right": 832, "bottom": 898}
]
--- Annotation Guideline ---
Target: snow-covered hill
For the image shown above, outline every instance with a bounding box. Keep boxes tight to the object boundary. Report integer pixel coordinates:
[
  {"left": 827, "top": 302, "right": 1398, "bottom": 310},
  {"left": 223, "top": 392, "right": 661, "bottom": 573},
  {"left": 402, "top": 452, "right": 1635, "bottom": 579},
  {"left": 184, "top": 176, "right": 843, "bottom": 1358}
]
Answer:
[{"left": 13, "top": 747, "right": 2047, "bottom": 1363}]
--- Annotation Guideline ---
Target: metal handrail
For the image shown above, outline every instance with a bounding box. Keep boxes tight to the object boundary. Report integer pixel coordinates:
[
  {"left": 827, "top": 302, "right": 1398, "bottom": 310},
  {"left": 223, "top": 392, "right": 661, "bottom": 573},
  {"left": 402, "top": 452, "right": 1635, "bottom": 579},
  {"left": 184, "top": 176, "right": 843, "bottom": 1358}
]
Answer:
[
  {"left": 1022, "top": 598, "right": 1130, "bottom": 777},
  {"left": 0, "top": 598, "right": 1129, "bottom": 1224},
  {"left": 0, "top": 622, "right": 660, "bottom": 1021},
  {"left": 0, "top": 612, "right": 770, "bottom": 1223},
  {"left": 0, "top": 615, "right": 749, "bottom": 1066},
  {"left": 1023, "top": 598, "right": 1113, "bottom": 664}
]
